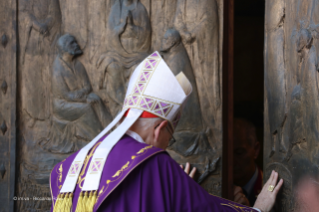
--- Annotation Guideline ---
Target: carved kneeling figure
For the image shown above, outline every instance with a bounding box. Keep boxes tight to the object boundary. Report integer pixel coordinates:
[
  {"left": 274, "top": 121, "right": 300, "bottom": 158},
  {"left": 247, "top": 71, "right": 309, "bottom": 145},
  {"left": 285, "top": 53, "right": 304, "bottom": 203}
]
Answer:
[{"left": 39, "top": 34, "right": 112, "bottom": 154}]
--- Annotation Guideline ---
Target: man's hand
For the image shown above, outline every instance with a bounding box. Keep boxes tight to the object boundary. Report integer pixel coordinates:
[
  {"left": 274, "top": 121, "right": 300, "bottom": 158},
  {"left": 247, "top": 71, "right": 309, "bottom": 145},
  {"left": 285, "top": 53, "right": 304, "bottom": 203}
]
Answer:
[
  {"left": 233, "top": 186, "right": 250, "bottom": 206},
  {"left": 253, "top": 170, "right": 283, "bottom": 212},
  {"left": 180, "top": 162, "right": 196, "bottom": 179}
]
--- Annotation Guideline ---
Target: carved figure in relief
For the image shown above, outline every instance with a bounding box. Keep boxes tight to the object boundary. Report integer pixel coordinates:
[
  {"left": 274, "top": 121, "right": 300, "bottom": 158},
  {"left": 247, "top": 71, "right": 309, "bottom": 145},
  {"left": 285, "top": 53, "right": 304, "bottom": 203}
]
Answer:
[
  {"left": 295, "top": 29, "right": 319, "bottom": 162},
  {"left": 39, "top": 34, "right": 112, "bottom": 154},
  {"left": 264, "top": 0, "right": 286, "bottom": 158},
  {"left": 19, "top": 0, "right": 61, "bottom": 124},
  {"left": 161, "top": 29, "right": 212, "bottom": 157},
  {"left": 174, "top": 0, "right": 220, "bottom": 129},
  {"left": 97, "top": 0, "right": 151, "bottom": 116}
]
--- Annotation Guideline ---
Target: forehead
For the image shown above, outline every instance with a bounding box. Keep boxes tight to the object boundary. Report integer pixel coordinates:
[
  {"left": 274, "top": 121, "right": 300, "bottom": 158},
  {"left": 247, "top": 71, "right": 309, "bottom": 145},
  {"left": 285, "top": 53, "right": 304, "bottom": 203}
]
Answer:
[
  {"left": 234, "top": 123, "right": 253, "bottom": 146},
  {"left": 65, "top": 36, "right": 76, "bottom": 43}
]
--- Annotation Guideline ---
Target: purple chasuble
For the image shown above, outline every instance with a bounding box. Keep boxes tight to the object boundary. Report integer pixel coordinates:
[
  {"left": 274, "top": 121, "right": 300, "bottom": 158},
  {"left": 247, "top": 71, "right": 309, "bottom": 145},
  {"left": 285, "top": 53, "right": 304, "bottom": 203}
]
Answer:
[{"left": 50, "top": 135, "right": 258, "bottom": 212}]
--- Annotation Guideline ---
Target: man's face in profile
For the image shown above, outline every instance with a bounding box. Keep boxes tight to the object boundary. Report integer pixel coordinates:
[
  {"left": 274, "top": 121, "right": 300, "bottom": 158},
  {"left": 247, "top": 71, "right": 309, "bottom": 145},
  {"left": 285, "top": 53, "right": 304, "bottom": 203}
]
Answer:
[
  {"left": 66, "top": 37, "right": 82, "bottom": 56},
  {"left": 233, "top": 121, "right": 260, "bottom": 186}
]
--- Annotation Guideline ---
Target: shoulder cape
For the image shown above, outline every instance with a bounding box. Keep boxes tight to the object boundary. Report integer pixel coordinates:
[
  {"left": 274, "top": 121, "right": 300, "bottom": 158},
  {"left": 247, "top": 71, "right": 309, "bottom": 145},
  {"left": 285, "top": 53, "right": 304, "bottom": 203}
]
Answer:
[{"left": 50, "top": 135, "right": 164, "bottom": 211}]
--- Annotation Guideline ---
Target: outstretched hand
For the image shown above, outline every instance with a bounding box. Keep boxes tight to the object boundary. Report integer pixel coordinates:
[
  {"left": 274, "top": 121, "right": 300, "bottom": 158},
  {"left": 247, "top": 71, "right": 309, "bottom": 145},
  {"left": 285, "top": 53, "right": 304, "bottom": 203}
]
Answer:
[
  {"left": 180, "top": 162, "right": 197, "bottom": 179},
  {"left": 253, "top": 170, "right": 283, "bottom": 212},
  {"left": 233, "top": 186, "right": 250, "bottom": 206}
]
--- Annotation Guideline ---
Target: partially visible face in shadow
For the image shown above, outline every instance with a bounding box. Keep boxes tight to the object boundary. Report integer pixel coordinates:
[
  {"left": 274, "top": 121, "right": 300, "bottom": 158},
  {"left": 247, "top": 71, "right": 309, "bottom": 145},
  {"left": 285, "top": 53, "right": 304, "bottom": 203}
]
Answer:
[{"left": 65, "top": 36, "right": 82, "bottom": 56}]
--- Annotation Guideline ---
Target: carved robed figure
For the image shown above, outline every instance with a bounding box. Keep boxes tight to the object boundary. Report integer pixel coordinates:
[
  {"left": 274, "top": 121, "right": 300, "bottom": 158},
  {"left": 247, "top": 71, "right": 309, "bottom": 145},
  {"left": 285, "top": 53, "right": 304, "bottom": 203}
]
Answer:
[
  {"left": 39, "top": 34, "right": 112, "bottom": 154},
  {"left": 97, "top": 0, "right": 151, "bottom": 116}
]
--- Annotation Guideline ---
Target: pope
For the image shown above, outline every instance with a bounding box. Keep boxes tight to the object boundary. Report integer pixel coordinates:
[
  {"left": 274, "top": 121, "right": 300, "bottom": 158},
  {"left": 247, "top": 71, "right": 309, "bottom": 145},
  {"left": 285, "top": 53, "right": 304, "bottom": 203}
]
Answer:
[{"left": 50, "top": 52, "right": 283, "bottom": 212}]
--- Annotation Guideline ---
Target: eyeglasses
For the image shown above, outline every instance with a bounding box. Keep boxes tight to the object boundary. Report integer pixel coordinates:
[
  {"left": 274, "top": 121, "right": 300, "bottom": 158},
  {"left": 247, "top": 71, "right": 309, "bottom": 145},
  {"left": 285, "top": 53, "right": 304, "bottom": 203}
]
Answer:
[{"left": 155, "top": 124, "right": 176, "bottom": 146}]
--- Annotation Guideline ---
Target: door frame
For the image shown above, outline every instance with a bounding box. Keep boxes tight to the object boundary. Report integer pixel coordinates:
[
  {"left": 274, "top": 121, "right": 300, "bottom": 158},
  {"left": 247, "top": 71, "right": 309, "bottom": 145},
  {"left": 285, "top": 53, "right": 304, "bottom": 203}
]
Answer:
[{"left": 222, "top": 0, "right": 234, "bottom": 200}]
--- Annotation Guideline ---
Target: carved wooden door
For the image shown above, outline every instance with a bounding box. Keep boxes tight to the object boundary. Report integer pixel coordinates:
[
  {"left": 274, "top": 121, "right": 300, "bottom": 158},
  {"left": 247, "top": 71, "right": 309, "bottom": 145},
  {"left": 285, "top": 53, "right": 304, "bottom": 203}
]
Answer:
[
  {"left": 0, "top": 0, "right": 228, "bottom": 211},
  {"left": 264, "top": 0, "right": 319, "bottom": 211},
  {"left": 0, "top": 0, "right": 17, "bottom": 212}
]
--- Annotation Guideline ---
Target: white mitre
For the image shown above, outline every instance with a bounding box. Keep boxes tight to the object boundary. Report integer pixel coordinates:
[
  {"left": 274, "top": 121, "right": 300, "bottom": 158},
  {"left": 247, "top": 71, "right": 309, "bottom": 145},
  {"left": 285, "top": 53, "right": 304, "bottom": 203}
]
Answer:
[
  {"left": 123, "top": 51, "right": 192, "bottom": 128},
  {"left": 57, "top": 51, "right": 192, "bottom": 209}
]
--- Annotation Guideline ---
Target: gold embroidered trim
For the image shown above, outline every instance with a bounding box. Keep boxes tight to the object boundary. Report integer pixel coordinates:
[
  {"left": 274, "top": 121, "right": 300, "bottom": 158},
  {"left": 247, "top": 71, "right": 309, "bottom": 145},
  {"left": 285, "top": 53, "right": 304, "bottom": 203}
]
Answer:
[
  {"left": 112, "top": 161, "right": 130, "bottom": 178},
  {"left": 96, "top": 145, "right": 162, "bottom": 205},
  {"left": 95, "top": 149, "right": 165, "bottom": 211},
  {"left": 77, "top": 141, "right": 102, "bottom": 188},
  {"left": 137, "top": 145, "right": 153, "bottom": 154},
  {"left": 55, "top": 159, "right": 66, "bottom": 190}
]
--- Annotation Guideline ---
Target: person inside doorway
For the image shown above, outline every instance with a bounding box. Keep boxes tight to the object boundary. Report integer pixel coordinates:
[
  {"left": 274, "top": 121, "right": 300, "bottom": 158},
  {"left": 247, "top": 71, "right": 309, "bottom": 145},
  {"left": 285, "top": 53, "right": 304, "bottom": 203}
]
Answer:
[{"left": 233, "top": 118, "right": 262, "bottom": 206}]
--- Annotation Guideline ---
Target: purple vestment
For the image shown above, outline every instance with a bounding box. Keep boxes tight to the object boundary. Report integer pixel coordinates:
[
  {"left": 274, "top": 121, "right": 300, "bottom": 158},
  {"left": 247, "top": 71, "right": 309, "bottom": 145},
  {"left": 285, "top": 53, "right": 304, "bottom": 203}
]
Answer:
[{"left": 50, "top": 135, "right": 258, "bottom": 212}]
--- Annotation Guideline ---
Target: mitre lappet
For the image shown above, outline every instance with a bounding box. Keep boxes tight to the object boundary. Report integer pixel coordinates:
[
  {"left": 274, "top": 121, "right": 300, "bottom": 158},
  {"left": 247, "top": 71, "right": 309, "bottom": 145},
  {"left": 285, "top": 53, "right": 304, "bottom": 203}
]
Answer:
[{"left": 53, "top": 51, "right": 192, "bottom": 212}]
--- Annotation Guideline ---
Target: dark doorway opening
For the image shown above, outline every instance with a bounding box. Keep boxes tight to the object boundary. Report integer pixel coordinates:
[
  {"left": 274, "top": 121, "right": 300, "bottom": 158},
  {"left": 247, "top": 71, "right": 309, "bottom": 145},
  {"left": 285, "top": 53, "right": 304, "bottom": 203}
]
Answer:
[{"left": 234, "top": 1, "right": 265, "bottom": 171}]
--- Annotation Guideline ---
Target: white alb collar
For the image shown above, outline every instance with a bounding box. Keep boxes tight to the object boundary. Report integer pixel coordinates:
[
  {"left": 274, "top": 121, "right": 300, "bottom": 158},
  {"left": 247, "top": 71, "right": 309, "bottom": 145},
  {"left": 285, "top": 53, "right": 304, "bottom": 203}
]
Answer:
[{"left": 126, "top": 130, "right": 145, "bottom": 143}]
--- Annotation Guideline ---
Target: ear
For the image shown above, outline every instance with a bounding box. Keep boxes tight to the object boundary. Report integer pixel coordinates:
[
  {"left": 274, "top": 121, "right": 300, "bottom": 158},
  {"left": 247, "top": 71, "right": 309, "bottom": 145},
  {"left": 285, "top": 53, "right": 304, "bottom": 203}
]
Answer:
[
  {"left": 253, "top": 141, "right": 261, "bottom": 160},
  {"left": 154, "top": 120, "right": 168, "bottom": 142}
]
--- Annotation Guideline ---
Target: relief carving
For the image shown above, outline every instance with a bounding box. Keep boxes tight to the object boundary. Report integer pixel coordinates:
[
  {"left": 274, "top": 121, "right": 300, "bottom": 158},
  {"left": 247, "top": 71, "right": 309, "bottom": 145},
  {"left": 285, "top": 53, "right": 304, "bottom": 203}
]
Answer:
[
  {"left": 166, "top": 0, "right": 221, "bottom": 189},
  {"left": 0, "top": 121, "right": 7, "bottom": 135},
  {"left": 97, "top": 0, "right": 151, "bottom": 116},
  {"left": 265, "top": 0, "right": 319, "bottom": 211},
  {"left": 265, "top": 163, "right": 293, "bottom": 212},
  {"left": 14, "top": 0, "right": 223, "bottom": 210},
  {"left": 265, "top": 0, "right": 287, "bottom": 158},
  {"left": 174, "top": 0, "right": 220, "bottom": 117},
  {"left": 38, "top": 34, "right": 112, "bottom": 154},
  {"left": 1, "top": 80, "right": 7, "bottom": 95},
  {"left": 1, "top": 34, "right": 8, "bottom": 48},
  {"left": 19, "top": 0, "right": 61, "bottom": 124},
  {"left": 161, "top": 29, "right": 219, "bottom": 172},
  {"left": 0, "top": 163, "right": 6, "bottom": 179}
]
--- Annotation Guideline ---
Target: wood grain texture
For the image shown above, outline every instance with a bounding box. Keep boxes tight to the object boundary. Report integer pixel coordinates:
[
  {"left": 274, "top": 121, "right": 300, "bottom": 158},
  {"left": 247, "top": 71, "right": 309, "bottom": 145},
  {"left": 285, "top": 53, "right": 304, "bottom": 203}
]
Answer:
[
  {"left": 264, "top": 0, "right": 319, "bottom": 211},
  {"left": 0, "top": 0, "right": 17, "bottom": 211}
]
